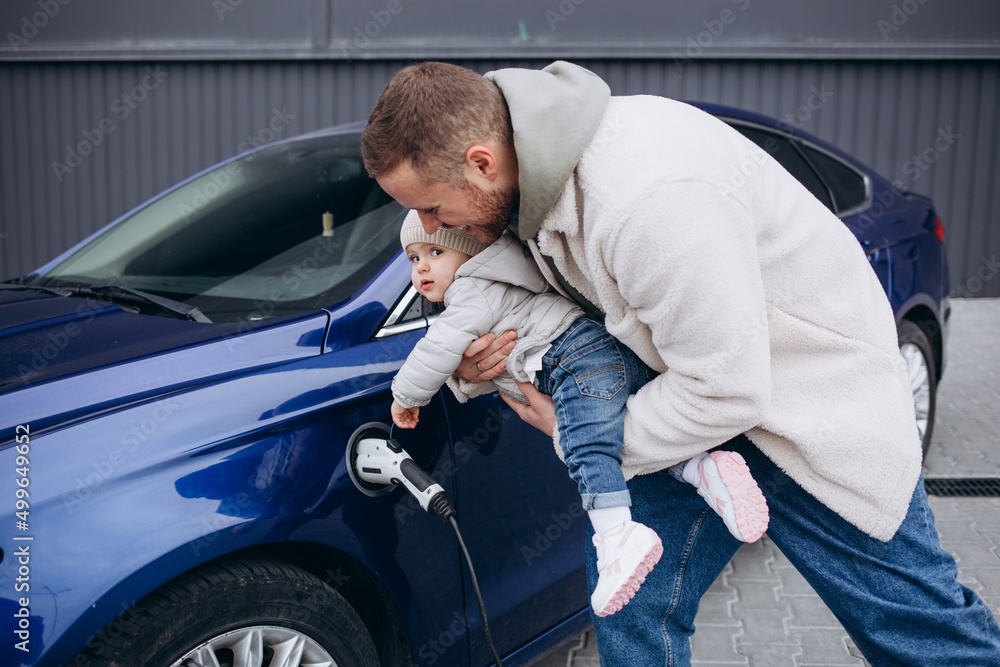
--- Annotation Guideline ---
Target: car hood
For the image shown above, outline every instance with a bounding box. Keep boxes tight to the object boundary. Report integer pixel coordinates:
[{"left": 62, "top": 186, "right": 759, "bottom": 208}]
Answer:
[
  {"left": 0, "top": 290, "right": 329, "bottom": 439},
  {"left": 1, "top": 291, "right": 213, "bottom": 391}
]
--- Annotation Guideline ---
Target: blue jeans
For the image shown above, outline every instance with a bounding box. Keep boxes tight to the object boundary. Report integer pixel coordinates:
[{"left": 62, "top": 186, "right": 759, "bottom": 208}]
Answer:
[
  {"left": 536, "top": 317, "right": 658, "bottom": 511},
  {"left": 586, "top": 434, "right": 1000, "bottom": 666}
]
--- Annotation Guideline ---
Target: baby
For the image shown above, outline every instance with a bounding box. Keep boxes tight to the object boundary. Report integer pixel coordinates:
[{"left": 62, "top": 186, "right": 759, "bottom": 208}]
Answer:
[{"left": 390, "top": 212, "right": 769, "bottom": 617}]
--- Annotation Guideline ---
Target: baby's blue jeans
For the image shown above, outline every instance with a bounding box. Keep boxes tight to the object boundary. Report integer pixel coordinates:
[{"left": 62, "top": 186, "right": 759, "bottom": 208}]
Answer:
[{"left": 535, "top": 316, "right": 657, "bottom": 511}]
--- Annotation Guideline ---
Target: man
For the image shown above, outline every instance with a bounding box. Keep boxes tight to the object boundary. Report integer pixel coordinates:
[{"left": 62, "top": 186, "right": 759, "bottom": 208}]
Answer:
[{"left": 362, "top": 60, "right": 1000, "bottom": 665}]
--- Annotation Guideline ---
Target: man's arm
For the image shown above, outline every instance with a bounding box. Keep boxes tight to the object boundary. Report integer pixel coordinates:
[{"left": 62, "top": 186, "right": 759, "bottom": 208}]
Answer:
[{"left": 610, "top": 180, "right": 772, "bottom": 458}]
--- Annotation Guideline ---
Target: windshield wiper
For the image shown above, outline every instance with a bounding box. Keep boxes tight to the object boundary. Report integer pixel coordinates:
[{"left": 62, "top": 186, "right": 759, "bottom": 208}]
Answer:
[
  {"left": 0, "top": 282, "right": 212, "bottom": 323},
  {"left": 78, "top": 284, "right": 213, "bottom": 323},
  {"left": 0, "top": 283, "right": 75, "bottom": 297}
]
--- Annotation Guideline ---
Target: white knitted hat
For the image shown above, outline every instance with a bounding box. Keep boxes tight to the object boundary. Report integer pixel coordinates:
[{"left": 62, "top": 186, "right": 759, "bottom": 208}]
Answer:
[{"left": 399, "top": 211, "right": 489, "bottom": 257}]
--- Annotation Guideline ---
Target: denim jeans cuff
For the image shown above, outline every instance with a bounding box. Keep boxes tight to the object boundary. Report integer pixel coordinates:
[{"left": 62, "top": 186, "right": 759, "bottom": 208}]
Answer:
[{"left": 582, "top": 490, "right": 632, "bottom": 510}]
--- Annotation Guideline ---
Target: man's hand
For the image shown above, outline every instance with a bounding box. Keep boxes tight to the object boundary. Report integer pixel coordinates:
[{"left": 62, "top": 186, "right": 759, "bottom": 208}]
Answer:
[
  {"left": 455, "top": 330, "right": 517, "bottom": 383},
  {"left": 391, "top": 400, "right": 419, "bottom": 429},
  {"left": 501, "top": 381, "right": 558, "bottom": 437}
]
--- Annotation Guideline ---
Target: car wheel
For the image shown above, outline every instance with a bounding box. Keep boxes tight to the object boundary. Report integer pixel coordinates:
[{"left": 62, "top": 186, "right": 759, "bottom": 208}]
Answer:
[
  {"left": 77, "top": 557, "right": 379, "bottom": 667},
  {"left": 897, "top": 320, "right": 937, "bottom": 459}
]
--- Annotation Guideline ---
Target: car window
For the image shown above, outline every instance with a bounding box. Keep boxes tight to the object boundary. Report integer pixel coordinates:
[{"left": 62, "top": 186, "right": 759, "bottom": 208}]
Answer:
[
  {"left": 800, "top": 146, "right": 869, "bottom": 215},
  {"left": 731, "top": 125, "right": 834, "bottom": 212},
  {"left": 375, "top": 286, "right": 444, "bottom": 339},
  {"left": 39, "top": 133, "right": 405, "bottom": 323}
]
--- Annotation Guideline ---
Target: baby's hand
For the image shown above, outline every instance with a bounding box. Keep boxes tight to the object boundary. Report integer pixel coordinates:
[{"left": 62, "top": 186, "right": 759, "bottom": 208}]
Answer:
[{"left": 391, "top": 400, "right": 419, "bottom": 429}]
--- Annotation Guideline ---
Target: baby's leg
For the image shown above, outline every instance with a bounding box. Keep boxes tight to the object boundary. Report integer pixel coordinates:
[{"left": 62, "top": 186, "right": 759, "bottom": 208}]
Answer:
[
  {"left": 539, "top": 318, "right": 663, "bottom": 617},
  {"left": 678, "top": 451, "right": 770, "bottom": 543}
]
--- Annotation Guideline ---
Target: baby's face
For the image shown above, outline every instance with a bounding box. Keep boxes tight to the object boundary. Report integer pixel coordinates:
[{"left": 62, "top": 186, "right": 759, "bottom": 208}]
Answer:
[{"left": 406, "top": 242, "right": 472, "bottom": 302}]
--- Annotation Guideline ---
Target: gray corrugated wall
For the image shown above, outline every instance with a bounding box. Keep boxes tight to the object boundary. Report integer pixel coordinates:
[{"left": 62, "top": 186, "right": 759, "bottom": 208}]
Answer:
[{"left": 1, "top": 59, "right": 998, "bottom": 296}]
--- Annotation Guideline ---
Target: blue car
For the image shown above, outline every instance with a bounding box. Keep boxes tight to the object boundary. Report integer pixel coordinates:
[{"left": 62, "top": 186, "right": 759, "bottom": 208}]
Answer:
[{"left": 0, "top": 102, "right": 949, "bottom": 667}]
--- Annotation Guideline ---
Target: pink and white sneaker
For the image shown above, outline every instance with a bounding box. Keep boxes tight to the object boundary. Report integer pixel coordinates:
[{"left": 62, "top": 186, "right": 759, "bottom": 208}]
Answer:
[
  {"left": 590, "top": 521, "right": 663, "bottom": 617},
  {"left": 697, "top": 451, "right": 769, "bottom": 543}
]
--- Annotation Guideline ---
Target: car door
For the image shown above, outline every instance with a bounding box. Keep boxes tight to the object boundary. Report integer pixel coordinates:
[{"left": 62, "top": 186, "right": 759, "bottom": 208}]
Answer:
[{"left": 377, "top": 286, "right": 590, "bottom": 665}]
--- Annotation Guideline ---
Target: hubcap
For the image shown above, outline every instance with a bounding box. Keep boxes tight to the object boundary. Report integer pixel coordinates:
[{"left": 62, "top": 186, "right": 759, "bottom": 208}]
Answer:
[
  {"left": 899, "top": 342, "right": 931, "bottom": 442},
  {"left": 172, "top": 625, "right": 336, "bottom": 667}
]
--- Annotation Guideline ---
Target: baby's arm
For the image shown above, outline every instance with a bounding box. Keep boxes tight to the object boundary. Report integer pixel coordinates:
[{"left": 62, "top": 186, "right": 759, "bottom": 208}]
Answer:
[{"left": 391, "top": 281, "right": 498, "bottom": 408}]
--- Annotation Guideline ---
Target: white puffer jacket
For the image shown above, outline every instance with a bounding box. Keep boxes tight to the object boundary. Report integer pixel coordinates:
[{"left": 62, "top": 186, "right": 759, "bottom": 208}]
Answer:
[
  {"left": 391, "top": 227, "right": 583, "bottom": 408},
  {"left": 486, "top": 61, "right": 922, "bottom": 541}
]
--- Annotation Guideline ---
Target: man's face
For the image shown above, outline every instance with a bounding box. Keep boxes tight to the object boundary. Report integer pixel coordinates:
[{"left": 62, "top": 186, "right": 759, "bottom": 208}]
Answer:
[
  {"left": 406, "top": 242, "right": 471, "bottom": 302},
  {"left": 376, "top": 161, "right": 518, "bottom": 245}
]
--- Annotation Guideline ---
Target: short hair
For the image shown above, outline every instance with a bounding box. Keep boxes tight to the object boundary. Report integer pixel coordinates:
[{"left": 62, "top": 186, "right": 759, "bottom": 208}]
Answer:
[{"left": 361, "top": 62, "right": 512, "bottom": 187}]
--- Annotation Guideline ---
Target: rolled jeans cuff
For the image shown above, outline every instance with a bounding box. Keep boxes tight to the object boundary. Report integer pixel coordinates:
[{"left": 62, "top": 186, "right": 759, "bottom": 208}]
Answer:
[{"left": 582, "top": 490, "right": 632, "bottom": 511}]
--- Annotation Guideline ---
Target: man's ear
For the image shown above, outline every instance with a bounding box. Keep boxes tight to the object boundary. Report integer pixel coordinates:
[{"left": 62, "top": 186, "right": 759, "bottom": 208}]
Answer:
[{"left": 464, "top": 144, "right": 500, "bottom": 183}]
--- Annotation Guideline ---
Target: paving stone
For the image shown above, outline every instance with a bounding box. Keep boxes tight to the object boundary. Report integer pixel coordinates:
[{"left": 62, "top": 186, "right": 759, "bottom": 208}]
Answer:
[
  {"left": 731, "top": 582, "right": 785, "bottom": 611},
  {"left": 699, "top": 591, "right": 741, "bottom": 623},
  {"left": 775, "top": 566, "right": 821, "bottom": 597},
  {"left": 768, "top": 547, "right": 795, "bottom": 570},
  {"left": 783, "top": 596, "right": 843, "bottom": 629},
  {"left": 793, "top": 628, "right": 865, "bottom": 665},
  {"left": 689, "top": 623, "right": 744, "bottom": 663},
  {"left": 728, "top": 542, "right": 778, "bottom": 580},
  {"left": 926, "top": 496, "right": 972, "bottom": 520},
  {"left": 738, "top": 608, "right": 795, "bottom": 644},
  {"left": 941, "top": 541, "right": 1000, "bottom": 567},
  {"left": 734, "top": 641, "right": 801, "bottom": 667},
  {"left": 706, "top": 562, "right": 736, "bottom": 594}
]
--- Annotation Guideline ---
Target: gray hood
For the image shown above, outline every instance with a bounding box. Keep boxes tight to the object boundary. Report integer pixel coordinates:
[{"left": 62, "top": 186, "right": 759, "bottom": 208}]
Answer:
[{"left": 485, "top": 61, "right": 610, "bottom": 241}]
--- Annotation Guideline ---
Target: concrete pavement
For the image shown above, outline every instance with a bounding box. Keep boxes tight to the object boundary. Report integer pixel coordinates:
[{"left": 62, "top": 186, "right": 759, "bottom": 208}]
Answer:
[{"left": 529, "top": 298, "right": 1000, "bottom": 667}]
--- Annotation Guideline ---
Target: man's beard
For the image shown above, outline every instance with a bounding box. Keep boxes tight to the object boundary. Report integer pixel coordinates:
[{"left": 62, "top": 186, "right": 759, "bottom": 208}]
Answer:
[{"left": 463, "top": 180, "right": 520, "bottom": 244}]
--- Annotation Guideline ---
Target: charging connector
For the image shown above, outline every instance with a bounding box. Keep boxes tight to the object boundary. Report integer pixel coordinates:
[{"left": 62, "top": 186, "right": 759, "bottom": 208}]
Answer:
[
  {"left": 352, "top": 436, "right": 455, "bottom": 521},
  {"left": 347, "top": 426, "right": 504, "bottom": 666}
]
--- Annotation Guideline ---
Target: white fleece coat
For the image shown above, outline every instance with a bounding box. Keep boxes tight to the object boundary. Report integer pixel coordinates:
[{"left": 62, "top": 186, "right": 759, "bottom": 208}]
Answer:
[
  {"left": 391, "top": 228, "right": 583, "bottom": 408},
  {"left": 486, "top": 62, "right": 922, "bottom": 541}
]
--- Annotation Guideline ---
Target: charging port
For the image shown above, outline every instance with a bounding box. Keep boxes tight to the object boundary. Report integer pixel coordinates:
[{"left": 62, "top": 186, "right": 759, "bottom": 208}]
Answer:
[{"left": 345, "top": 421, "right": 396, "bottom": 497}]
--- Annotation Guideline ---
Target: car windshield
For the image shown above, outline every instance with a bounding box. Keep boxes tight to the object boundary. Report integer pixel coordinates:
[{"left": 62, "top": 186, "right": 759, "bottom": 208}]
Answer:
[{"left": 37, "top": 131, "right": 405, "bottom": 323}]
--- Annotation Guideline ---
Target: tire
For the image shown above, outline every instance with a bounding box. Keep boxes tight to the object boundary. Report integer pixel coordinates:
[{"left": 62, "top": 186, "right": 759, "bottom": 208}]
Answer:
[
  {"left": 77, "top": 557, "right": 380, "bottom": 667},
  {"left": 897, "top": 320, "right": 937, "bottom": 460}
]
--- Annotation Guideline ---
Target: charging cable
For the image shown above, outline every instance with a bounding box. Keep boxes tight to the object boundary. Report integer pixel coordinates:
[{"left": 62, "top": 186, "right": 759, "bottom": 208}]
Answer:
[{"left": 351, "top": 428, "right": 505, "bottom": 667}]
